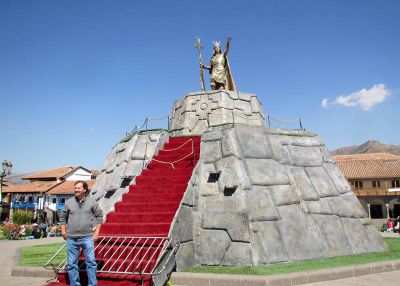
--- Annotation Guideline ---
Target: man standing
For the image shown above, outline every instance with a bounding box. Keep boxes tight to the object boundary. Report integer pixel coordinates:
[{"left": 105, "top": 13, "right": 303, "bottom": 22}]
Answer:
[{"left": 59, "top": 181, "right": 103, "bottom": 286}]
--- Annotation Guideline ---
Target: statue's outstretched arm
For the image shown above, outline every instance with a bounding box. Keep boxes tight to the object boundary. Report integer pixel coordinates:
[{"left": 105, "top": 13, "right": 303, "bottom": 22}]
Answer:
[
  {"left": 202, "top": 64, "right": 211, "bottom": 70},
  {"left": 224, "top": 37, "right": 232, "bottom": 57}
]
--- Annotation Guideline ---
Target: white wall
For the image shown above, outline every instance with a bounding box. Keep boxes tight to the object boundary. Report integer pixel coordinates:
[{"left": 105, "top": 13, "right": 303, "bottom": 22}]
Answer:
[{"left": 64, "top": 167, "right": 92, "bottom": 181}]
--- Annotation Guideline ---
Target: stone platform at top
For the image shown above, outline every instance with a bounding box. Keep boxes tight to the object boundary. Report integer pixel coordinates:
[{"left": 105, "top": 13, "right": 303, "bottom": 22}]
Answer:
[{"left": 169, "top": 90, "right": 265, "bottom": 136}]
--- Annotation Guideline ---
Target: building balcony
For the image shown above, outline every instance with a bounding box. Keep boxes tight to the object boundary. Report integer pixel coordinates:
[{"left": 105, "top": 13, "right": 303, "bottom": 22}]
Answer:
[
  {"left": 56, "top": 203, "right": 65, "bottom": 211},
  {"left": 352, "top": 188, "right": 400, "bottom": 196},
  {"left": 11, "top": 201, "right": 37, "bottom": 209}
]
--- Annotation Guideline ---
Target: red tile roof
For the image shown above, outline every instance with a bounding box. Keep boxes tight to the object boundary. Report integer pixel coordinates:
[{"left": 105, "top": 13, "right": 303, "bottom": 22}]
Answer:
[
  {"left": 5, "top": 181, "right": 60, "bottom": 193},
  {"left": 22, "top": 166, "right": 78, "bottom": 180},
  {"left": 47, "top": 180, "right": 95, "bottom": 195},
  {"left": 334, "top": 153, "right": 400, "bottom": 161},
  {"left": 333, "top": 153, "right": 400, "bottom": 179}
]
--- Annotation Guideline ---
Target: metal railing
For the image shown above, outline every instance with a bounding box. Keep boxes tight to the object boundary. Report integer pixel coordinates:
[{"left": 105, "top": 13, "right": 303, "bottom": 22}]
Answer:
[
  {"left": 44, "top": 236, "right": 177, "bottom": 285},
  {"left": 121, "top": 116, "right": 170, "bottom": 143},
  {"left": 267, "top": 114, "right": 304, "bottom": 130}
]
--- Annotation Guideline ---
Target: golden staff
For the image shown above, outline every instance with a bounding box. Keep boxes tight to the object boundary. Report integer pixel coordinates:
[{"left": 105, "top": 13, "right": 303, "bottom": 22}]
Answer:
[{"left": 195, "top": 37, "right": 206, "bottom": 91}]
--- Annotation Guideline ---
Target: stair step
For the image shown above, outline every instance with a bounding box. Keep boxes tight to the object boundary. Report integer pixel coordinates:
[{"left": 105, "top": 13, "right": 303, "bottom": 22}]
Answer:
[
  {"left": 122, "top": 193, "right": 183, "bottom": 202},
  {"left": 61, "top": 136, "right": 203, "bottom": 286},
  {"left": 106, "top": 212, "right": 176, "bottom": 223},
  {"left": 100, "top": 222, "right": 170, "bottom": 236},
  {"left": 115, "top": 202, "right": 180, "bottom": 212}
]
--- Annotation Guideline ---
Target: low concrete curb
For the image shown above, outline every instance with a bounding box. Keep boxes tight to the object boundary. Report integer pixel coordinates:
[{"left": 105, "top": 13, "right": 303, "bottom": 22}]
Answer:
[
  {"left": 170, "top": 260, "right": 400, "bottom": 286},
  {"left": 11, "top": 265, "right": 55, "bottom": 279},
  {"left": 11, "top": 244, "right": 56, "bottom": 279}
]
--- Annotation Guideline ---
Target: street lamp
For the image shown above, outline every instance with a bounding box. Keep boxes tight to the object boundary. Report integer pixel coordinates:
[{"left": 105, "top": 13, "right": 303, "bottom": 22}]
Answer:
[{"left": 0, "top": 160, "right": 13, "bottom": 206}]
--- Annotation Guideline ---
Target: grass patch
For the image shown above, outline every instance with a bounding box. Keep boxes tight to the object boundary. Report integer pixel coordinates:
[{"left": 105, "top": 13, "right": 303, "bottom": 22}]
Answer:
[
  {"left": 185, "top": 238, "right": 400, "bottom": 276},
  {"left": 20, "top": 242, "right": 66, "bottom": 267}
]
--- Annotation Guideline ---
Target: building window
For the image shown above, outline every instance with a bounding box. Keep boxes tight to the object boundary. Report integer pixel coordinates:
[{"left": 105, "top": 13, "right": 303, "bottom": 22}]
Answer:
[
  {"left": 372, "top": 180, "right": 381, "bottom": 188},
  {"left": 60, "top": 198, "right": 66, "bottom": 204},
  {"left": 52, "top": 198, "right": 56, "bottom": 204},
  {"left": 354, "top": 181, "right": 363, "bottom": 189},
  {"left": 392, "top": 180, "right": 400, "bottom": 188}
]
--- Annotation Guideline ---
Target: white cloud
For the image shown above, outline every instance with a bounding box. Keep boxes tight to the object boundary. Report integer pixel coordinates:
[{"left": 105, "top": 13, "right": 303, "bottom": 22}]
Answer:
[
  {"left": 321, "top": 98, "right": 329, "bottom": 108},
  {"left": 322, "top": 84, "right": 391, "bottom": 111}
]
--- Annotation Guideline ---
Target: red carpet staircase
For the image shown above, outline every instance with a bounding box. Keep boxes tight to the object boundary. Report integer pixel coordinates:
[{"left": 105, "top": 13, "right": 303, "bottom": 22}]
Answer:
[{"left": 46, "top": 136, "right": 201, "bottom": 286}]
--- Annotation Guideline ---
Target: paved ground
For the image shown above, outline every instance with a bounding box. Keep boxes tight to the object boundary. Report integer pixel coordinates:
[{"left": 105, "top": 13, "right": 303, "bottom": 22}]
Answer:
[
  {"left": 304, "top": 270, "right": 400, "bottom": 285},
  {"left": 2, "top": 233, "right": 399, "bottom": 286},
  {"left": 0, "top": 237, "right": 63, "bottom": 286}
]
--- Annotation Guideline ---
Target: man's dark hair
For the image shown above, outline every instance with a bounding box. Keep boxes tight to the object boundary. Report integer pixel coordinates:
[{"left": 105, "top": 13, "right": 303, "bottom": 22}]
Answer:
[{"left": 74, "top": 181, "right": 89, "bottom": 194}]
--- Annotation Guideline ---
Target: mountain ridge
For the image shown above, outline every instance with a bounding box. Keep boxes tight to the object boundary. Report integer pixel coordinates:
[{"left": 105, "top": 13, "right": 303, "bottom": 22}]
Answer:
[{"left": 331, "top": 140, "right": 400, "bottom": 156}]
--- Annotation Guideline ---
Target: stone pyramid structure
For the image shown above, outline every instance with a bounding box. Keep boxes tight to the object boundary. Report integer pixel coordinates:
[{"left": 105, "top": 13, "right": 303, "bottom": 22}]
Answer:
[{"left": 85, "top": 90, "right": 385, "bottom": 285}]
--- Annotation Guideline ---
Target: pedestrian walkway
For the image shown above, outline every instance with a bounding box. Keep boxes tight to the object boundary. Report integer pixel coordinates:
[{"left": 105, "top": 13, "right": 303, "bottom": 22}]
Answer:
[
  {"left": 304, "top": 269, "right": 400, "bottom": 285},
  {"left": 0, "top": 237, "right": 63, "bottom": 286}
]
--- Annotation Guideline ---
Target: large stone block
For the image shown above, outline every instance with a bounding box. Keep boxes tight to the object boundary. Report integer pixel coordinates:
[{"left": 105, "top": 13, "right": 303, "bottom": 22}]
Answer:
[
  {"left": 250, "top": 221, "right": 289, "bottom": 264},
  {"left": 289, "top": 167, "right": 320, "bottom": 201},
  {"left": 176, "top": 241, "right": 196, "bottom": 271},
  {"left": 265, "top": 134, "right": 291, "bottom": 165},
  {"left": 327, "top": 193, "right": 366, "bottom": 218},
  {"left": 221, "top": 242, "right": 252, "bottom": 266},
  {"left": 235, "top": 125, "right": 272, "bottom": 159},
  {"left": 323, "top": 163, "right": 351, "bottom": 194},
  {"left": 286, "top": 146, "right": 323, "bottom": 167},
  {"left": 306, "top": 167, "right": 339, "bottom": 198},
  {"left": 245, "top": 158, "right": 290, "bottom": 186},
  {"left": 215, "top": 156, "right": 252, "bottom": 190},
  {"left": 182, "top": 183, "right": 197, "bottom": 207},
  {"left": 196, "top": 229, "right": 231, "bottom": 265},
  {"left": 320, "top": 147, "right": 336, "bottom": 163},
  {"left": 178, "top": 206, "right": 194, "bottom": 243},
  {"left": 234, "top": 100, "right": 253, "bottom": 115},
  {"left": 309, "top": 214, "right": 350, "bottom": 256},
  {"left": 202, "top": 211, "right": 250, "bottom": 242},
  {"left": 247, "top": 186, "right": 280, "bottom": 221},
  {"left": 238, "top": 92, "right": 253, "bottom": 102},
  {"left": 199, "top": 163, "right": 219, "bottom": 197},
  {"left": 250, "top": 96, "right": 262, "bottom": 113},
  {"left": 340, "top": 217, "right": 385, "bottom": 254},
  {"left": 202, "top": 130, "right": 224, "bottom": 142},
  {"left": 284, "top": 136, "right": 322, "bottom": 147},
  {"left": 130, "top": 135, "right": 151, "bottom": 159},
  {"left": 200, "top": 141, "right": 222, "bottom": 164},
  {"left": 201, "top": 191, "right": 247, "bottom": 212},
  {"left": 208, "top": 109, "right": 234, "bottom": 126},
  {"left": 123, "top": 159, "right": 144, "bottom": 178},
  {"left": 276, "top": 204, "right": 327, "bottom": 261},
  {"left": 217, "top": 94, "right": 235, "bottom": 110},
  {"left": 302, "top": 198, "right": 334, "bottom": 215},
  {"left": 221, "top": 128, "right": 242, "bottom": 158},
  {"left": 267, "top": 185, "right": 300, "bottom": 206}
]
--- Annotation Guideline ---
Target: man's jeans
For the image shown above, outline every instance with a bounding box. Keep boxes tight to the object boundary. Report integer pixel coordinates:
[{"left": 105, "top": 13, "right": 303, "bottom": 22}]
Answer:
[{"left": 67, "top": 236, "right": 97, "bottom": 286}]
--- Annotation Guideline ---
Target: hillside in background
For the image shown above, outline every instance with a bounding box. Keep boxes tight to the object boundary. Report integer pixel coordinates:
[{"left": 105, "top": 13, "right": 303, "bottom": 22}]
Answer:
[
  {"left": 331, "top": 140, "right": 400, "bottom": 156},
  {"left": 5, "top": 173, "right": 32, "bottom": 185}
]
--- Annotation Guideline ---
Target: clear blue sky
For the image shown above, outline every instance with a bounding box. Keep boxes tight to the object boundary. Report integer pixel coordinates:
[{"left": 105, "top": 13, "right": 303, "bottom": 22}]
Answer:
[{"left": 1, "top": 0, "right": 399, "bottom": 173}]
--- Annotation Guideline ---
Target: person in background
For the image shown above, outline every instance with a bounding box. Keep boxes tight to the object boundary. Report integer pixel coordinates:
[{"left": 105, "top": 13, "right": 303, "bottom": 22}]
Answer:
[
  {"left": 387, "top": 218, "right": 394, "bottom": 232},
  {"left": 32, "top": 223, "right": 42, "bottom": 239}
]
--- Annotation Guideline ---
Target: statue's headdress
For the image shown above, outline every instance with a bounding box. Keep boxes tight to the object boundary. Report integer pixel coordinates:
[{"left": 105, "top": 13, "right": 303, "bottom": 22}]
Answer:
[{"left": 213, "top": 41, "right": 221, "bottom": 50}]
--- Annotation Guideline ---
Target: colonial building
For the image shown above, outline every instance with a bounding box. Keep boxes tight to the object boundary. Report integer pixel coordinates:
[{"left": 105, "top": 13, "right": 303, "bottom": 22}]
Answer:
[
  {"left": 5, "top": 166, "right": 96, "bottom": 222},
  {"left": 333, "top": 153, "right": 400, "bottom": 219}
]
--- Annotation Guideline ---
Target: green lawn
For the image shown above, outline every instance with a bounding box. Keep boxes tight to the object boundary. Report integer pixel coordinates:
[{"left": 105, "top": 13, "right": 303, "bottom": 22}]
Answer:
[
  {"left": 185, "top": 238, "right": 400, "bottom": 275},
  {"left": 19, "top": 238, "right": 400, "bottom": 276},
  {"left": 20, "top": 242, "right": 66, "bottom": 267}
]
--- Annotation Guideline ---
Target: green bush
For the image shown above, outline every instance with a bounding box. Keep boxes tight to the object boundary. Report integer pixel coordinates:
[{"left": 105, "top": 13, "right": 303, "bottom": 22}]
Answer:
[{"left": 12, "top": 210, "right": 33, "bottom": 225}]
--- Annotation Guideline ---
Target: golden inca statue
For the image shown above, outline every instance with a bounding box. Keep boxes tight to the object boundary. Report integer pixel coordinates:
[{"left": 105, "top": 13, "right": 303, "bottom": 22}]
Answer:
[{"left": 201, "top": 37, "right": 237, "bottom": 91}]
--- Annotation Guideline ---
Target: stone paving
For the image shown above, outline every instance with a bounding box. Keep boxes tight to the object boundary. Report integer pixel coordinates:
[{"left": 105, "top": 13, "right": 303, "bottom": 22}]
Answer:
[
  {"left": 304, "top": 270, "right": 400, "bottom": 286},
  {"left": 0, "top": 237, "right": 63, "bottom": 286}
]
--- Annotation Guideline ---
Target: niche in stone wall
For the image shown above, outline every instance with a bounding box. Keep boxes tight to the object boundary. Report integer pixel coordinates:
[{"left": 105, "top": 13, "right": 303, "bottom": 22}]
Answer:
[
  {"left": 224, "top": 186, "right": 237, "bottom": 196},
  {"left": 207, "top": 172, "right": 221, "bottom": 183}
]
